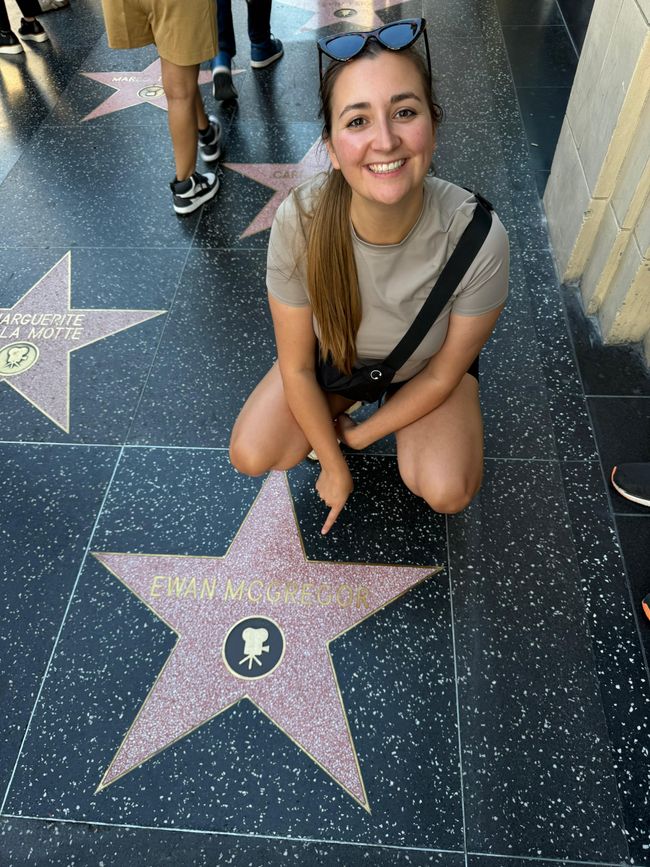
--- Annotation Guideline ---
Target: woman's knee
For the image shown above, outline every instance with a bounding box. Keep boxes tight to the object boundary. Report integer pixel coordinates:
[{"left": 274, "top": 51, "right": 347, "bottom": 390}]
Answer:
[
  {"left": 229, "top": 440, "right": 270, "bottom": 477},
  {"left": 229, "top": 431, "right": 305, "bottom": 476},
  {"left": 400, "top": 466, "right": 481, "bottom": 514},
  {"left": 423, "top": 481, "right": 479, "bottom": 514}
]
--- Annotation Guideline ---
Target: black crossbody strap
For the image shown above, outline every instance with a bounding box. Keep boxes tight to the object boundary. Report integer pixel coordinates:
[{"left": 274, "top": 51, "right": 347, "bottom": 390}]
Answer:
[{"left": 383, "top": 195, "right": 493, "bottom": 373}]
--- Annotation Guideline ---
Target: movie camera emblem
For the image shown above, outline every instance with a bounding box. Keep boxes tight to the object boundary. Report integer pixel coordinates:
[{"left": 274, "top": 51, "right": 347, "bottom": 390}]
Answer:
[{"left": 223, "top": 616, "right": 285, "bottom": 680}]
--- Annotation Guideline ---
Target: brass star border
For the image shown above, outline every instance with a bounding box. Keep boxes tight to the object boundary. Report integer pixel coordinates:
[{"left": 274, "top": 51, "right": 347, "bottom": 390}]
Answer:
[
  {"left": 93, "top": 472, "right": 442, "bottom": 810},
  {"left": 0, "top": 253, "right": 165, "bottom": 432}
]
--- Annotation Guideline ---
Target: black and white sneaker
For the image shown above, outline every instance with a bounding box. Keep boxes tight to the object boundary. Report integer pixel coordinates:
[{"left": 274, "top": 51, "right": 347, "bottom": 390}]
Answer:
[
  {"left": 0, "top": 29, "right": 23, "bottom": 53},
  {"left": 611, "top": 463, "right": 650, "bottom": 508},
  {"left": 198, "top": 115, "right": 222, "bottom": 163},
  {"left": 170, "top": 171, "right": 219, "bottom": 215},
  {"left": 18, "top": 17, "right": 48, "bottom": 42}
]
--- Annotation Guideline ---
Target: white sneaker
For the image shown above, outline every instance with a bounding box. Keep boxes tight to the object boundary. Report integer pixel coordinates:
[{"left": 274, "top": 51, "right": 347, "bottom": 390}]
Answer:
[{"left": 39, "top": 0, "right": 69, "bottom": 11}]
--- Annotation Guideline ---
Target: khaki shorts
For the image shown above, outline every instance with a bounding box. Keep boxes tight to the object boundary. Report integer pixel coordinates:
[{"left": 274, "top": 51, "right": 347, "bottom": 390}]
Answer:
[{"left": 102, "top": 0, "right": 218, "bottom": 66}]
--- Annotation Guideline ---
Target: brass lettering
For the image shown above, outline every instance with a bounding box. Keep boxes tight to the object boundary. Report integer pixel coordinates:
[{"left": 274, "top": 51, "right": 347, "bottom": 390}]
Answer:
[
  {"left": 167, "top": 576, "right": 186, "bottom": 597},
  {"left": 356, "top": 586, "right": 370, "bottom": 609},
  {"left": 183, "top": 577, "right": 197, "bottom": 599},
  {"left": 200, "top": 578, "right": 216, "bottom": 599},
  {"left": 336, "top": 584, "right": 353, "bottom": 608},
  {"left": 317, "top": 585, "right": 332, "bottom": 606},
  {"left": 284, "top": 582, "right": 299, "bottom": 603},
  {"left": 299, "top": 583, "right": 314, "bottom": 606},
  {"left": 247, "top": 580, "right": 263, "bottom": 603},
  {"left": 150, "top": 575, "right": 166, "bottom": 598},
  {"left": 224, "top": 578, "right": 245, "bottom": 602},
  {"left": 266, "top": 583, "right": 282, "bottom": 603}
]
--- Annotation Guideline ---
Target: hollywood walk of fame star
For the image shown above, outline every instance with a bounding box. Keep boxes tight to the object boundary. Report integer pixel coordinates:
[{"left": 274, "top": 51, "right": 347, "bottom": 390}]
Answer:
[
  {"left": 0, "top": 253, "right": 165, "bottom": 432},
  {"left": 80, "top": 59, "right": 230, "bottom": 122},
  {"left": 225, "top": 139, "right": 330, "bottom": 237},
  {"left": 281, "top": 0, "right": 405, "bottom": 31},
  {"left": 93, "top": 472, "right": 441, "bottom": 809}
]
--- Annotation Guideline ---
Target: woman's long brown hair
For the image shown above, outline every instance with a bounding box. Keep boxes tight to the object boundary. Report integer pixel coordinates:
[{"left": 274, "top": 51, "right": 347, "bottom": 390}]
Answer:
[{"left": 302, "top": 42, "right": 443, "bottom": 374}]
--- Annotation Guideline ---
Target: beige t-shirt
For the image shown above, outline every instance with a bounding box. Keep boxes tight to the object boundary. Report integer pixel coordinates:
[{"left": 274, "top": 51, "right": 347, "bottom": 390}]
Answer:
[{"left": 266, "top": 174, "right": 509, "bottom": 382}]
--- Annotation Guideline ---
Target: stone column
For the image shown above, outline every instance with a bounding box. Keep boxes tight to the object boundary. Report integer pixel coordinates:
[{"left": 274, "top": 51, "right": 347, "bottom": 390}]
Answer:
[{"left": 543, "top": 0, "right": 650, "bottom": 359}]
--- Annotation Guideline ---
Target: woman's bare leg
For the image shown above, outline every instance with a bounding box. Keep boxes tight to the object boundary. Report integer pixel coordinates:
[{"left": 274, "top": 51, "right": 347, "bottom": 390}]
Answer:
[
  {"left": 230, "top": 363, "right": 353, "bottom": 475},
  {"left": 160, "top": 58, "right": 202, "bottom": 181},
  {"left": 395, "top": 373, "right": 484, "bottom": 513}
]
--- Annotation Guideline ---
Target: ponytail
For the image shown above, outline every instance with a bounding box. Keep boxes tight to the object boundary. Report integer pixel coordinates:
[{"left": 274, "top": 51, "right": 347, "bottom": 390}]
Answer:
[{"left": 306, "top": 169, "right": 360, "bottom": 374}]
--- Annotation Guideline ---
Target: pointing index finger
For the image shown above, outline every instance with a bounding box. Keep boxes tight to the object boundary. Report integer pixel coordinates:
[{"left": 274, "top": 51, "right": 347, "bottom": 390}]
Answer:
[{"left": 321, "top": 503, "right": 343, "bottom": 535}]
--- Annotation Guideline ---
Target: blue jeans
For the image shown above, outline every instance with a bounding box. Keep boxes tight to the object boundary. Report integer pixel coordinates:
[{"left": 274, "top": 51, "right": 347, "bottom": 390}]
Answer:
[{"left": 211, "top": 0, "right": 272, "bottom": 63}]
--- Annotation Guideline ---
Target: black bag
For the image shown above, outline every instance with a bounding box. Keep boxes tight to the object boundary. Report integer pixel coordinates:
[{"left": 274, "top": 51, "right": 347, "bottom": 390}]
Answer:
[{"left": 315, "top": 193, "right": 494, "bottom": 403}]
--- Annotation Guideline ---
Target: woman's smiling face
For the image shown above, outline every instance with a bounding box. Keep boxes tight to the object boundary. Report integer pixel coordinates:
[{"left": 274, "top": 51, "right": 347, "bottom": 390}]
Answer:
[{"left": 324, "top": 51, "right": 436, "bottom": 215}]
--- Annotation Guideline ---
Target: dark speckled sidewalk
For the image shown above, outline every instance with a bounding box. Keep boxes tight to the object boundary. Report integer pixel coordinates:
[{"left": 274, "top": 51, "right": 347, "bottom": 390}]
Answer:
[{"left": 1, "top": 0, "right": 649, "bottom": 865}]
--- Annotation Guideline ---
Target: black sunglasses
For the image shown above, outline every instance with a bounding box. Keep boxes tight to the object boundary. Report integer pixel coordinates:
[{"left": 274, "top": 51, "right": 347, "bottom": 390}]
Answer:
[{"left": 317, "top": 18, "right": 431, "bottom": 83}]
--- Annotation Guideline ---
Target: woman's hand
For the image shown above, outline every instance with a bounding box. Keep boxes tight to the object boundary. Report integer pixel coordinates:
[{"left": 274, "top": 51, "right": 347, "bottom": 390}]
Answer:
[
  {"left": 316, "top": 463, "right": 354, "bottom": 534},
  {"left": 335, "top": 413, "right": 361, "bottom": 449}
]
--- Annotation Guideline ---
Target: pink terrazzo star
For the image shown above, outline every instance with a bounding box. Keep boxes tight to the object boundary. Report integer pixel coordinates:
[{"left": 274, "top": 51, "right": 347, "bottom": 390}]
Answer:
[
  {"left": 0, "top": 253, "right": 165, "bottom": 432},
  {"left": 225, "top": 140, "right": 330, "bottom": 237},
  {"left": 81, "top": 59, "right": 216, "bottom": 121},
  {"left": 282, "top": 0, "right": 403, "bottom": 31},
  {"left": 93, "top": 472, "right": 440, "bottom": 809}
]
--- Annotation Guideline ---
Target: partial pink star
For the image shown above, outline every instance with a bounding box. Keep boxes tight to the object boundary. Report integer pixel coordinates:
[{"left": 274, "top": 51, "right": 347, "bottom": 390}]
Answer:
[
  {"left": 0, "top": 253, "right": 165, "bottom": 432},
  {"left": 93, "top": 472, "right": 440, "bottom": 809},
  {"left": 81, "top": 59, "right": 215, "bottom": 121},
  {"left": 225, "top": 140, "right": 330, "bottom": 237},
  {"left": 281, "top": 0, "right": 404, "bottom": 31}
]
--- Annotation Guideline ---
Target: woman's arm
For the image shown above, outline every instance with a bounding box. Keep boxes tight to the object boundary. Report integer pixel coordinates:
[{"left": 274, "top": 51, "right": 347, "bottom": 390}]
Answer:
[
  {"left": 269, "top": 294, "right": 353, "bottom": 534},
  {"left": 339, "top": 305, "right": 504, "bottom": 450}
]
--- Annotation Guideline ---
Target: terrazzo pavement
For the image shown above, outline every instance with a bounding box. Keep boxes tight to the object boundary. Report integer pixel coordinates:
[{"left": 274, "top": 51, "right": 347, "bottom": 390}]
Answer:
[{"left": 1, "top": 0, "right": 649, "bottom": 865}]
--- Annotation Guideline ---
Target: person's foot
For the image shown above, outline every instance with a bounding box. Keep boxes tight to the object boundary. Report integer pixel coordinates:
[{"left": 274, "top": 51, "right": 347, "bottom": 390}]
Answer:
[
  {"left": 250, "top": 35, "right": 283, "bottom": 69},
  {"left": 611, "top": 463, "right": 650, "bottom": 508},
  {"left": 38, "top": 0, "right": 69, "bottom": 10},
  {"left": 0, "top": 29, "right": 23, "bottom": 54},
  {"left": 198, "top": 114, "right": 222, "bottom": 162},
  {"left": 211, "top": 51, "right": 238, "bottom": 101},
  {"left": 170, "top": 171, "right": 219, "bottom": 215},
  {"left": 18, "top": 17, "right": 48, "bottom": 42}
]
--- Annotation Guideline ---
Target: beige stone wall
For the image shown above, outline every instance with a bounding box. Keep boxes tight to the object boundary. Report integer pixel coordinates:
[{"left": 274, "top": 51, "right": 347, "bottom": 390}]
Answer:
[{"left": 543, "top": 0, "right": 650, "bottom": 361}]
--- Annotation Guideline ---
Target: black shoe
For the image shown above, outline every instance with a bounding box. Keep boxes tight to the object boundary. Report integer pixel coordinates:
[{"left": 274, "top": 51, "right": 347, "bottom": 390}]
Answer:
[
  {"left": 198, "top": 115, "right": 222, "bottom": 163},
  {"left": 212, "top": 65, "right": 238, "bottom": 101},
  {"left": 18, "top": 17, "right": 48, "bottom": 42},
  {"left": 0, "top": 29, "right": 23, "bottom": 53},
  {"left": 250, "top": 35, "right": 283, "bottom": 69},
  {"left": 170, "top": 171, "right": 219, "bottom": 215},
  {"left": 611, "top": 463, "right": 650, "bottom": 508}
]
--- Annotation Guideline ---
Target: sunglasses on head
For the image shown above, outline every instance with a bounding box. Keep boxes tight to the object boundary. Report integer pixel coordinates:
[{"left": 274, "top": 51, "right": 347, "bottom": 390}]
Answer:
[{"left": 317, "top": 18, "right": 431, "bottom": 83}]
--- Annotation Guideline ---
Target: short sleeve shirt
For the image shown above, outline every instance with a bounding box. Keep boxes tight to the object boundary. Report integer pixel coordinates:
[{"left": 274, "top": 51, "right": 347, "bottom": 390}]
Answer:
[{"left": 266, "top": 174, "right": 509, "bottom": 382}]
